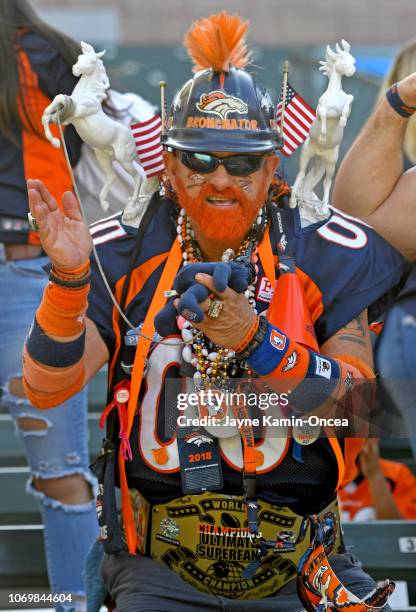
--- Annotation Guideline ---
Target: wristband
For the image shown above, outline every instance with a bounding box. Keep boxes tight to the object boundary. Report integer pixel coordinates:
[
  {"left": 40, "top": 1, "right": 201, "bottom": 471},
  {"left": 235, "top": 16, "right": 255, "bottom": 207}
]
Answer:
[
  {"left": 53, "top": 261, "right": 90, "bottom": 277},
  {"left": 36, "top": 263, "right": 90, "bottom": 338},
  {"left": 50, "top": 261, "right": 91, "bottom": 288},
  {"left": 386, "top": 83, "right": 416, "bottom": 118},
  {"left": 233, "top": 315, "right": 259, "bottom": 354},
  {"left": 49, "top": 271, "right": 91, "bottom": 288},
  {"left": 26, "top": 318, "right": 86, "bottom": 367},
  {"left": 284, "top": 349, "right": 340, "bottom": 412},
  {"left": 235, "top": 316, "right": 268, "bottom": 360}
]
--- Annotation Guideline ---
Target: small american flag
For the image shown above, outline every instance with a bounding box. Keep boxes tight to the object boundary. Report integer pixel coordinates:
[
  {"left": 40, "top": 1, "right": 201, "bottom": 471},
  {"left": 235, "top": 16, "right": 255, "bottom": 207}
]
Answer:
[
  {"left": 276, "top": 83, "right": 316, "bottom": 157},
  {"left": 131, "top": 115, "right": 165, "bottom": 178}
]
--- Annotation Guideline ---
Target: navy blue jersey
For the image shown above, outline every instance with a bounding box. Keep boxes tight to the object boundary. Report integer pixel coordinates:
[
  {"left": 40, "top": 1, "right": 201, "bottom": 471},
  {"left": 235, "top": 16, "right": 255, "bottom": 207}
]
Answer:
[
  {"left": 87, "top": 195, "right": 406, "bottom": 512},
  {"left": 88, "top": 197, "right": 405, "bottom": 350}
]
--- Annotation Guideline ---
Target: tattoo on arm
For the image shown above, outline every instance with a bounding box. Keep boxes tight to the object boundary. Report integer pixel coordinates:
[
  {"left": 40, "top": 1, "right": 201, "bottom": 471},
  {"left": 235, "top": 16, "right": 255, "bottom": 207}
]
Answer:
[{"left": 335, "top": 311, "right": 369, "bottom": 347}]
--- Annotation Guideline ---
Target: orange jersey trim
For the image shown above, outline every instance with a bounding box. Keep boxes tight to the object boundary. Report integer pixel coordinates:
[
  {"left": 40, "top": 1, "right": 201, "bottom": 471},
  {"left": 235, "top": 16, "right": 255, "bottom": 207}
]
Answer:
[
  {"left": 108, "top": 252, "right": 170, "bottom": 386},
  {"left": 257, "top": 225, "right": 276, "bottom": 287},
  {"left": 120, "top": 241, "right": 183, "bottom": 553},
  {"left": 295, "top": 266, "right": 324, "bottom": 325},
  {"left": 17, "top": 49, "right": 73, "bottom": 245}
]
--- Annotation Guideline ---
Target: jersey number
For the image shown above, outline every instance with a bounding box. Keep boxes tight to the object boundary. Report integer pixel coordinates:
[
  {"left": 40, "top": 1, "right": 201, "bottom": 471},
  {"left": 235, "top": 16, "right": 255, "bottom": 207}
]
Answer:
[
  {"left": 138, "top": 338, "right": 288, "bottom": 474},
  {"left": 317, "top": 214, "right": 368, "bottom": 249}
]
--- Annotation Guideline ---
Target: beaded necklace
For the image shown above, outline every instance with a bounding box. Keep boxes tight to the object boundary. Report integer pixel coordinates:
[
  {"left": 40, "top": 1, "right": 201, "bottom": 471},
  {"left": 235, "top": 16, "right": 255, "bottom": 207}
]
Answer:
[{"left": 175, "top": 206, "right": 267, "bottom": 389}]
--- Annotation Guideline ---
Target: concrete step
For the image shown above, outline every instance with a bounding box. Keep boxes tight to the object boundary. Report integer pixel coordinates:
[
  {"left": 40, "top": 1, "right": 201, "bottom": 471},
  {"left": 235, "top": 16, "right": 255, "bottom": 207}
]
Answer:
[{"left": 0, "top": 519, "right": 47, "bottom": 588}]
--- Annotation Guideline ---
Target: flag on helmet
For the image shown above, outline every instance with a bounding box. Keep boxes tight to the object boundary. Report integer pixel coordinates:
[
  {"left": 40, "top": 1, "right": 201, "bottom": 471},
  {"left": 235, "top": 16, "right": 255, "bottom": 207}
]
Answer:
[
  {"left": 276, "top": 83, "right": 315, "bottom": 156},
  {"left": 131, "top": 115, "right": 165, "bottom": 178}
]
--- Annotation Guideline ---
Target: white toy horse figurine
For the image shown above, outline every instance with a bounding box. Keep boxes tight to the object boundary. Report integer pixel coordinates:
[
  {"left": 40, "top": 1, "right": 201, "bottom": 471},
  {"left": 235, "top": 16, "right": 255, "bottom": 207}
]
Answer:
[
  {"left": 42, "top": 41, "right": 143, "bottom": 219},
  {"left": 289, "top": 40, "right": 355, "bottom": 220}
]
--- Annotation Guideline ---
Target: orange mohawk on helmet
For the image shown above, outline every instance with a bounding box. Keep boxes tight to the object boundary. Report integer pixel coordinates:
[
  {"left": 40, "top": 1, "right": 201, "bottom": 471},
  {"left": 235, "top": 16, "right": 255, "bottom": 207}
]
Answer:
[{"left": 184, "top": 12, "right": 251, "bottom": 73}]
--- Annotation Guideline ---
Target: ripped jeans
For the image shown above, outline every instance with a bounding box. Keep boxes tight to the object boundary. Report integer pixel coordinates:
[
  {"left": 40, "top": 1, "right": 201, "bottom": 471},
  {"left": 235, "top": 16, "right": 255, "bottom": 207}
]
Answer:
[{"left": 0, "top": 255, "right": 99, "bottom": 611}]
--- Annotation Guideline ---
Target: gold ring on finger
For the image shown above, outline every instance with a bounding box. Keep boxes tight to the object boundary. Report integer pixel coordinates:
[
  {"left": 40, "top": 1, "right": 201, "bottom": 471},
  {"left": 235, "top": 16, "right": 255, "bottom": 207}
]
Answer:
[{"left": 207, "top": 298, "right": 224, "bottom": 319}]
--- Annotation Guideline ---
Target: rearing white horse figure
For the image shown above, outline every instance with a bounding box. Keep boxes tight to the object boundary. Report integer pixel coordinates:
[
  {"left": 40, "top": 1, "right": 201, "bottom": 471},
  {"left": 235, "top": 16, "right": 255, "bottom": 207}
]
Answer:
[
  {"left": 289, "top": 40, "right": 355, "bottom": 218},
  {"left": 42, "top": 41, "right": 143, "bottom": 219}
]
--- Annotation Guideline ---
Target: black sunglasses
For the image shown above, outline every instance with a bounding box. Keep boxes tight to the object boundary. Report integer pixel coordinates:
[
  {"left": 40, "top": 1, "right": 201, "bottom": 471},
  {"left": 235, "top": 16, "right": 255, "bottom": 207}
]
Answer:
[{"left": 177, "top": 151, "right": 267, "bottom": 177}]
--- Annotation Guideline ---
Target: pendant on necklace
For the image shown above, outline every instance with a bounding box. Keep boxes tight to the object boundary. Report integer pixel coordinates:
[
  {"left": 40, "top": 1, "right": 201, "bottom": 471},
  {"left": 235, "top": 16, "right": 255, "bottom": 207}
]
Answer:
[{"left": 197, "top": 388, "right": 239, "bottom": 438}]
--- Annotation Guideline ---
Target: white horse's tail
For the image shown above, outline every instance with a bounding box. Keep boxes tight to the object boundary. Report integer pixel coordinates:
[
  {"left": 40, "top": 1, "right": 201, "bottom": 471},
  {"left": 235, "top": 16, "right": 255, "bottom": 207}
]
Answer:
[
  {"left": 41, "top": 110, "right": 61, "bottom": 149},
  {"left": 301, "top": 158, "right": 325, "bottom": 195}
]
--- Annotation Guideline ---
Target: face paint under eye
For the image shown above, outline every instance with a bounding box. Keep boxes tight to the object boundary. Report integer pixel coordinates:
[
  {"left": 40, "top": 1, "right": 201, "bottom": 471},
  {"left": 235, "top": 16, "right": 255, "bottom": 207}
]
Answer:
[
  {"left": 237, "top": 178, "right": 252, "bottom": 192},
  {"left": 187, "top": 173, "right": 207, "bottom": 189}
]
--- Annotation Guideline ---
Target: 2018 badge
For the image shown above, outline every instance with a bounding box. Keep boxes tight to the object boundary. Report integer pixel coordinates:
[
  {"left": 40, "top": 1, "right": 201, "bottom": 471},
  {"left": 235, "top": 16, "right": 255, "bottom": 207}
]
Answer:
[{"left": 177, "top": 426, "right": 223, "bottom": 495}]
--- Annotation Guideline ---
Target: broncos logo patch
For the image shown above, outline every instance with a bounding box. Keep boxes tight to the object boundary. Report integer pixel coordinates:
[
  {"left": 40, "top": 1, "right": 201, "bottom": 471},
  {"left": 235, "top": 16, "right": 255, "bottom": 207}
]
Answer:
[
  {"left": 184, "top": 434, "right": 213, "bottom": 446},
  {"left": 282, "top": 350, "right": 299, "bottom": 372},
  {"left": 196, "top": 91, "right": 248, "bottom": 119}
]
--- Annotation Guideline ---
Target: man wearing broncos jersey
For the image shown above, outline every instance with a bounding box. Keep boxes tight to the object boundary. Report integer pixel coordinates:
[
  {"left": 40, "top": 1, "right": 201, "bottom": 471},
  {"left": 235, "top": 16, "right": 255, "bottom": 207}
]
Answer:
[{"left": 23, "top": 12, "right": 404, "bottom": 612}]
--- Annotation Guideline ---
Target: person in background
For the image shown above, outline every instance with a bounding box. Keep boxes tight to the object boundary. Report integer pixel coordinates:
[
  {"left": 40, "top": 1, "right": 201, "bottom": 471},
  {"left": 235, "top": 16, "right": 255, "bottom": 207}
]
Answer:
[
  {"left": 333, "top": 44, "right": 416, "bottom": 458},
  {"left": 339, "top": 439, "right": 416, "bottom": 521},
  {"left": 373, "top": 42, "right": 416, "bottom": 457},
  {"left": 376, "top": 39, "right": 416, "bottom": 170},
  {"left": 0, "top": 2, "right": 98, "bottom": 610}
]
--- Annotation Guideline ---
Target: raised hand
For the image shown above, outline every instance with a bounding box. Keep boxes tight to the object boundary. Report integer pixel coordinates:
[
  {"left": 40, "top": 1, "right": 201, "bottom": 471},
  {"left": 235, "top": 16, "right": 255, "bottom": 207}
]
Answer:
[{"left": 27, "top": 179, "right": 92, "bottom": 270}]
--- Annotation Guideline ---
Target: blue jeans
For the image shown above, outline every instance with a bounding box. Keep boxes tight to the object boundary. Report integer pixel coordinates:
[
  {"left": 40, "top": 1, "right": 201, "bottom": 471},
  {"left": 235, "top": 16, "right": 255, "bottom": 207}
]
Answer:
[
  {"left": 377, "top": 298, "right": 416, "bottom": 457},
  {"left": 0, "top": 255, "right": 99, "bottom": 611}
]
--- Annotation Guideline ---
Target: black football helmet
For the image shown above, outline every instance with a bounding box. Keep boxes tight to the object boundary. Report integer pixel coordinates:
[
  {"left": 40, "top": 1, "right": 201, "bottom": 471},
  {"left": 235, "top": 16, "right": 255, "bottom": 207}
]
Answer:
[{"left": 162, "top": 66, "right": 283, "bottom": 153}]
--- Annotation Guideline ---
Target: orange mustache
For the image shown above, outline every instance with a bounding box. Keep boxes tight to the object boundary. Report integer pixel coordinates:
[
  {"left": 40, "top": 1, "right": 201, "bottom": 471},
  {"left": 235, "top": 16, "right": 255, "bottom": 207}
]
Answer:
[{"left": 175, "top": 180, "right": 265, "bottom": 242}]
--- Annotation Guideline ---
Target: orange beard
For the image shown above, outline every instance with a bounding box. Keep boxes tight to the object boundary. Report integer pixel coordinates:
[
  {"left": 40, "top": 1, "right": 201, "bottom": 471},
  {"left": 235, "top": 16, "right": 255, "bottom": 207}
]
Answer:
[{"left": 174, "top": 179, "right": 269, "bottom": 243}]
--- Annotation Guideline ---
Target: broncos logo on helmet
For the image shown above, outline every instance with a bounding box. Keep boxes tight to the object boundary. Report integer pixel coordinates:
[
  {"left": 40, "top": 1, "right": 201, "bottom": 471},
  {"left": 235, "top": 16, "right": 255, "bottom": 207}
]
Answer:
[{"left": 196, "top": 90, "right": 248, "bottom": 119}]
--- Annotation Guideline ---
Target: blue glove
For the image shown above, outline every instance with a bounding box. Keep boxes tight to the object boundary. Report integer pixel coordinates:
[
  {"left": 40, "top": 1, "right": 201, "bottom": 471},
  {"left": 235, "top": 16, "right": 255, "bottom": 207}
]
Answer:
[
  {"left": 174, "top": 261, "right": 250, "bottom": 294},
  {"left": 154, "top": 284, "right": 210, "bottom": 335},
  {"left": 154, "top": 259, "right": 254, "bottom": 337},
  {"left": 154, "top": 299, "right": 178, "bottom": 337},
  {"left": 177, "top": 283, "right": 210, "bottom": 323}
]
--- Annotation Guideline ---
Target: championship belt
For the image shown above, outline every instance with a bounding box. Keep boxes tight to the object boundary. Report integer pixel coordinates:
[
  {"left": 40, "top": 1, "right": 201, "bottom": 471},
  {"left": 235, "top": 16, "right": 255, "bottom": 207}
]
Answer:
[{"left": 129, "top": 489, "right": 342, "bottom": 600}]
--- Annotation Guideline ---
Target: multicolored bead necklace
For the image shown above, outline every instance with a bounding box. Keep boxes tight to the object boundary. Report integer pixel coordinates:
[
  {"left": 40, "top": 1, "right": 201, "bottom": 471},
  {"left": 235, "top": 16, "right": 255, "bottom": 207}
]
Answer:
[{"left": 176, "top": 206, "right": 267, "bottom": 389}]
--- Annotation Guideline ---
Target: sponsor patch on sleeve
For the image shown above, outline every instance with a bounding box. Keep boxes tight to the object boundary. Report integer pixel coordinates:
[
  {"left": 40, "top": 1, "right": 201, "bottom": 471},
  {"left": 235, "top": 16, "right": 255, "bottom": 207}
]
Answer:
[
  {"left": 269, "top": 329, "right": 287, "bottom": 352},
  {"left": 315, "top": 356, "right": 332, "bottom": 379},
  {"left": 256, "top": 276, "right": 274, "bottom": 303}
]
